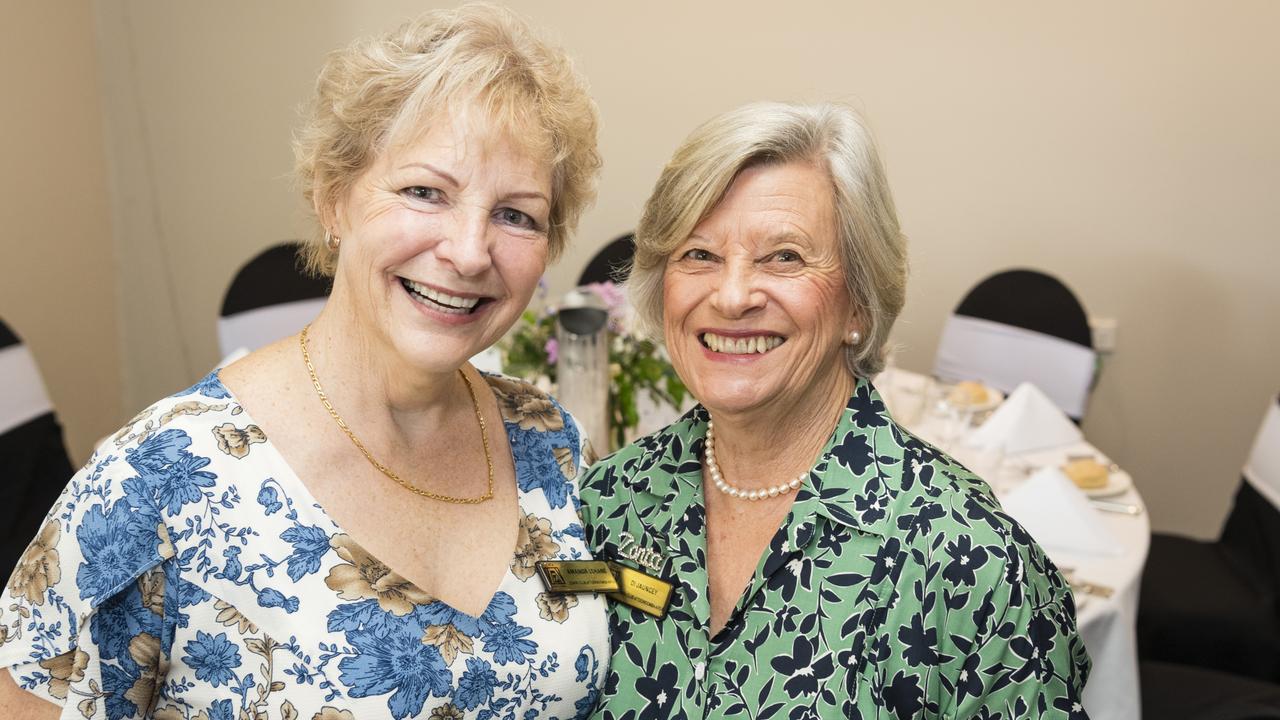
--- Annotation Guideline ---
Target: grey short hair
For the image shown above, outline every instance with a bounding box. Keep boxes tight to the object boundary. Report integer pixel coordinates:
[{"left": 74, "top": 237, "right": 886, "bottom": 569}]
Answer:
[
  {"left": 628, "top": 101, "right": 907, "bottom": 377},
  {"left": 294, "top": 3, "right": 601, "bottom": 276}
]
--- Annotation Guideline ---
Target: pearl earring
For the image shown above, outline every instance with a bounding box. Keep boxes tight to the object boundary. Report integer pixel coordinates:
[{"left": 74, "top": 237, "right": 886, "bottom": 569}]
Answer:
[
  {"left": 847, "top": 330, "right": 862, "bottom": 346},
  {"left": 325, "top": 231, "right": 341, "bottom": 251}
]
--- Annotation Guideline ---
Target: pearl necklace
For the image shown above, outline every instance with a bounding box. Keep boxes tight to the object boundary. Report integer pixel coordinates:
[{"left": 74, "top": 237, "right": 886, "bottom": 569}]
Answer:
[{"left": 704, "top": 420, "right": 807, "bottom": 501}]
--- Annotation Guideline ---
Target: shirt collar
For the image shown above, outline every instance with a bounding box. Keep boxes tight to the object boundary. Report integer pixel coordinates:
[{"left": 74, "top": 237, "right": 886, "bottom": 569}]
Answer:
[{"left": 624, "top": 378, "right": 905, "bottom": 542}]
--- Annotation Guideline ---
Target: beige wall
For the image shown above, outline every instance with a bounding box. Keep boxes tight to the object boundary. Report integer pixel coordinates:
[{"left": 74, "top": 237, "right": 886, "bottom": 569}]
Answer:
[
  {"left": 72, "top": 1, "right": 1280, "bottom": 536},
  {"left": 0, "top": 4, "right": 119, "bottom": 462}
]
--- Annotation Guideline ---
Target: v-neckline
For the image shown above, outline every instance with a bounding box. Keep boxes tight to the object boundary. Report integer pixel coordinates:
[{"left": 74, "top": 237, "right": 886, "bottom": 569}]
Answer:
[{"left": 209, "top": 369, "right": 526, "bottom": 622}]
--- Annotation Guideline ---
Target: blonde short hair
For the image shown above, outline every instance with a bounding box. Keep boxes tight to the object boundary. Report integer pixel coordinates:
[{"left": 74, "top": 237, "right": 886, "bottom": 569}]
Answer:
[
  {"left": 294, "top": 3, "right": 600, "bottom": 276},
  {"left": 628, "top": 101, "right": 907, "bottom": 378}
]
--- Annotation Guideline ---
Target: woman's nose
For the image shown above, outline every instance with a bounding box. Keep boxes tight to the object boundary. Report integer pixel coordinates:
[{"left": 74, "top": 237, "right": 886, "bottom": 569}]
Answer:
[
  {"left": 437, "top": 211, "right": 494, "bottom": 277},
  {"left": 709, "top": 261, "right": 765, "bottom": 318}
]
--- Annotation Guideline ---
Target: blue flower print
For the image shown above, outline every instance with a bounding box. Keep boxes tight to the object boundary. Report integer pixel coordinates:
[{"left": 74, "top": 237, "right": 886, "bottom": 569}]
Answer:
[
  {"left": 182, "top": 630, "right": 242, "bottom": 687},
  {"left": 481, "top": 591, "right": 518, "bottom": 628},
  {"left": 339, "top": 620, "right": 452, "bottom": 719},
  {"left": 414, "top": 601, "right": 484, "bottom": 637},
  {"left": 281, "top": 524, "right": 331, "bottom": 581},
  {"left": 125, "top": 428, "right": 193, "bottom": 475},
  {"left": 455, "top": 656, "right": 498, "bottom": 710},
  {"left": 328, "top": 598, "right": 400, "bottom": 637},
  {"left": 511, "top": 431, "right": 572, "bottom": 509},
  {"left": 208, "top": 698, "right": 235, "bottom": 720},
  {"left": 101, "top": 661, "right": 141, "bottom": 720},
  {"left": 152, "top": 452, "right": 217, "bottom": 515},
  {"left": 257, "top": 485, "right": 283, "bottom": 514},
  {"left": 76, "top": 501, "right": 161, "bottom": 605},
  {"left": 90, "top": 581, "right": 156, "bottom": 663},
  {"left": 220, "top": 546, "right": 243, "bottom": 581},
  {"left": 179, "top": 371, "right": 232, "bottom": 400},
  {"left": 482, "top": 619, "right": 538, "bottom": 665},
  {"left": 257, "top": 587, "right": 300, "bottom": 613}
]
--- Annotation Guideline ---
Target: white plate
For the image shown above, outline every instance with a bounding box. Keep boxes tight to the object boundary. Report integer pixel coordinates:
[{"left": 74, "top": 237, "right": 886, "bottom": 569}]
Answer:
[
  {"left": 949, "top": 384, "right": 1005, "bottom": 413},
  {"left": 1082, "top": 469, "right": 1132, "bottom": 498}
]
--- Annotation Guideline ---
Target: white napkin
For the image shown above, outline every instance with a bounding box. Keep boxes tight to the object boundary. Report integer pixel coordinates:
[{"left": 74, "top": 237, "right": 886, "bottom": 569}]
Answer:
[
  {"left": 999, "top": 467, "right": 1119, "bottom": 557},
  {"left": 965, "top": 381, "right": 1083, "bottom": 454}
]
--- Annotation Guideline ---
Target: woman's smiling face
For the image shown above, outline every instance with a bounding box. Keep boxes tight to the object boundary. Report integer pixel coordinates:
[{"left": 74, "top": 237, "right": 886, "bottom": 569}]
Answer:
[
  {"left": 662, "top": 160, "right": 858, "bottom": 419},
  {"left": 329, "top": 107, "right": 553, "bottom": 375}
]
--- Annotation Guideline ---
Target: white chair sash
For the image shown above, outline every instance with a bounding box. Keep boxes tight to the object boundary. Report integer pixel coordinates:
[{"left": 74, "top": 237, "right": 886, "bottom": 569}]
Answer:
[
  {"left": 934, "top": 315, "right": 1095, "bottom": 419},
  {"left": 1243, "top": 395, "right": 1280, "bottom": 512},
  {"left": 217, "top": 297, "right": 327, "bottom": 359},
  {"left": 0, "top": 343, "right": 53, "bottom": 434}
]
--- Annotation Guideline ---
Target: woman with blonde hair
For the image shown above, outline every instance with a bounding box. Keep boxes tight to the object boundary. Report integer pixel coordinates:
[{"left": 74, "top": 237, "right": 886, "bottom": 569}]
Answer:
[{"left": 1, "top": 6, "right": 607, "bottom": 718}]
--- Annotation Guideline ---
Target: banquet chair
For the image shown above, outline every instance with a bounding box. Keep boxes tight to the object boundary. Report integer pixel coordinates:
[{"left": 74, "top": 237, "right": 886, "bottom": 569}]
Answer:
[
  {"left": 1138, "top": 393, "right": 1280, "bottom": 683},
  {"left": 0, "top": 318, "right": 75, "bottom": 578},
  {"left": 932, "top": 268, "right": 1096, "bottom": 421},
  {"left": 219, "top": 242, "right": 330, "bottom": 362},
  {"left": 1141, "top": 661, "right": 1280, "bottom": 719},
  {"left": 577, "top": 233, "right": 635, "bottom": 286}
]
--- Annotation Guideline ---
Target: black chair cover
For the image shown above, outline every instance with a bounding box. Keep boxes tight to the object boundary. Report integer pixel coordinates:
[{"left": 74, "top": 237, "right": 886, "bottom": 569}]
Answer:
[
  {"left": 0, "top": 320, "right": 74, "bottom": 579},
  {"left": 577, "top": 234, "right": 635, "bottom": 286},
  {"left": 955, "top": 268, "right": 1092, "bottom": 349},
  {"left": 220, "top": 242, "right": 331, "bottom": 318},
  {"left": 1139, "top": 480, "right": 1280, "bottom": 682},
  {"left": 1141, "top": 661, "right": 1280, "bottom": 719}
]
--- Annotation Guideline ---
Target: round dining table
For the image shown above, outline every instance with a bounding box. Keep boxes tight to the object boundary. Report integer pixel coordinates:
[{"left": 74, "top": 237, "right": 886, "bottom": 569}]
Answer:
[{"left": 876, "top": 367, "right": 1149, "bottom": 720}]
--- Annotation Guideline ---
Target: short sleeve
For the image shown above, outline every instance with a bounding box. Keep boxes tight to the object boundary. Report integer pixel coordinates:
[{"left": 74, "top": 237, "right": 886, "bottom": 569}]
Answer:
[
  {"left": 1, "top": 443, "right": 174, "bottom": 716},
  {"left": 935, "top": 499, "right": 1091, "bottom": 719}
]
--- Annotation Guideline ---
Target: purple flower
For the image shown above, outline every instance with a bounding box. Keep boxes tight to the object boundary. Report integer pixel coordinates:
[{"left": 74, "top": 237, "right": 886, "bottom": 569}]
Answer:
[{"left": 544, "top": 338, "right": 559, "bottom": 365}]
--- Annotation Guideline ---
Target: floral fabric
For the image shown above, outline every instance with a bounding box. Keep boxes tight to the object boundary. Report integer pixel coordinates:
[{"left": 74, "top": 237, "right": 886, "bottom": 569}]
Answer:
[
  {"left": 1, "top": 371, "right": 608, "bottom": 719},
  {"left": 579, "top": 379, "right": 1091, "bottom": 719}
]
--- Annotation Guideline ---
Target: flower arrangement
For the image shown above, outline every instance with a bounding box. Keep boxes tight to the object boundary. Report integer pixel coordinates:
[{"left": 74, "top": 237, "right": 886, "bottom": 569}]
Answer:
[{"left": 501, "top": 281, "right": 687, "bottom": 450}]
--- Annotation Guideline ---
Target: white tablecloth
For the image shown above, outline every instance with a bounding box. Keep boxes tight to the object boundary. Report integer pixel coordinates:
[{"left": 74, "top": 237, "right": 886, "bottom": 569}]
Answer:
[{"left": 877, "top": 368, "right": 1148, "bottom": 720}]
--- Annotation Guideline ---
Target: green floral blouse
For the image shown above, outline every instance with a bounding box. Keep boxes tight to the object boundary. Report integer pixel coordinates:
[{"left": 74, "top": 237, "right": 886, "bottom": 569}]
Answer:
[{"left": 579, "top": 380, "right": 1090, "bottom": 719}]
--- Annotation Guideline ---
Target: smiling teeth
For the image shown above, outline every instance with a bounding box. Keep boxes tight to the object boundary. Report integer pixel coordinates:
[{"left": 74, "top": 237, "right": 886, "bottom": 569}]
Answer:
[
  {"left": 403, "top": 279, "right": 480, "bottom": 314},
  {"left": 701, "top": 333, "right": 783, "bottom": 355}
]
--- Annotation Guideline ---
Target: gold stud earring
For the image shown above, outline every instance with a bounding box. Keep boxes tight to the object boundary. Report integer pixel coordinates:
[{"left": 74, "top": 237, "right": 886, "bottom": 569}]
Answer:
[{"left": 325, "top": 230, "right": 341, "bottom": 251}]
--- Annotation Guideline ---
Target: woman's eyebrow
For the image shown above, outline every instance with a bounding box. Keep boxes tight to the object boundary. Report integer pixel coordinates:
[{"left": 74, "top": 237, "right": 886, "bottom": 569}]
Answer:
[{"left": 397, "top": 161, "right": 458, "bottom": 186}]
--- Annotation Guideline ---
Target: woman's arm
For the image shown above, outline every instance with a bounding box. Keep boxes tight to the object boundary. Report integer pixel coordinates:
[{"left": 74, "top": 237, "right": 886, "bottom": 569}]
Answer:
[{"left": 0, "top": 668, "right": 60, "bottom": 720}]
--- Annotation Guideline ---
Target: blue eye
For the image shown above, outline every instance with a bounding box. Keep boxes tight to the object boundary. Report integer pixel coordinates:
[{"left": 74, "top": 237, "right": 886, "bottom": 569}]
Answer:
[
  {"left": 403, "top": 186, "right": 442, "bottom": 201},
  {"left": 496, "top": 207, "right": 538, "bottom": 231}
]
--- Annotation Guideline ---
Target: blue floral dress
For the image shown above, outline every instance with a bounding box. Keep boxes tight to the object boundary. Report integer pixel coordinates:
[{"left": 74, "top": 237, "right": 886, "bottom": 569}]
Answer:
[{"left": 0, "top": 371, "right": 608, "bottom": 720}]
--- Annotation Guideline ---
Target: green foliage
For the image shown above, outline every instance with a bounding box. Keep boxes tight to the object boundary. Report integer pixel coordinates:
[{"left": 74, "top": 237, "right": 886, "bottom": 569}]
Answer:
[{"left": 499, "top": 288, "right": 686, "bottom": 451}]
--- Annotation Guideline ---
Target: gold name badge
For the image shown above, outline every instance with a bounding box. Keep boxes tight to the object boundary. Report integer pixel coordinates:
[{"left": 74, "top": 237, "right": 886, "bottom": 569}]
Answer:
[
  {"left": 535, "top": 560, "right": 620, "bottom": 594},
  {"left": 606, "top": 561, "right": 674, "bottom": 619}
]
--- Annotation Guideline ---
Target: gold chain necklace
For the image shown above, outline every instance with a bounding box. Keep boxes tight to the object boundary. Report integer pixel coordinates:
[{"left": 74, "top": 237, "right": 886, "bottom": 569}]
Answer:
[{"left": 300, "top": 324, "right": 494, "bottom": 504}]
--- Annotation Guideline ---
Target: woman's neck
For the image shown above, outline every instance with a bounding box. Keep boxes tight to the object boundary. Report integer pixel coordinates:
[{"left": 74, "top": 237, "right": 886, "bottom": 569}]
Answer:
[
  {"left": 304, "top": 302, "right": 468, "bottom": 441},
  {"left": 705, "top": 370, "right": 857, "bottom": 491}
]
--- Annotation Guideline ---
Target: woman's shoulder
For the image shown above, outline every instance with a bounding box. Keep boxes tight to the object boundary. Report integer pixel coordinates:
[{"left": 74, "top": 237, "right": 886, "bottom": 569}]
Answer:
[
  {"left": 0, "top": 374, "right": 250, "bottom": 669},
  {"left": 481, "top": 372, "right": 597, "bottom": 512},
  {"left": 582, "top": 407, "right": 704, "bottom": 483}
]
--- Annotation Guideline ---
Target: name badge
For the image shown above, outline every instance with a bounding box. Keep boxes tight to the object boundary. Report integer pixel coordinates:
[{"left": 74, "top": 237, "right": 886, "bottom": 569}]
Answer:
[
  {"left": 606, "top": 561, "right": 674, "bottom": 618},
  {"left": 535, "top": 560, "right": 620, "bottom": 594}
]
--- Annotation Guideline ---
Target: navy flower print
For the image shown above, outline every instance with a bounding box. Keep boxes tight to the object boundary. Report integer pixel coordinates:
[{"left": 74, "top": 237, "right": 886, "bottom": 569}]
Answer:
[{"left": 580, "top": 379, "right": 1090, "bottom": 718}]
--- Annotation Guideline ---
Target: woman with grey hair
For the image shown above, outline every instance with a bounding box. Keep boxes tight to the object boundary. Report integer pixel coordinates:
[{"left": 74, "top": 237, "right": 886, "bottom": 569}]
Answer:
[
  {"left": 1, "top": 6, "right": 609, "bottom": 718},
  {"left": 580, "top": 102, "right": 1090, "bottom": 718}
]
